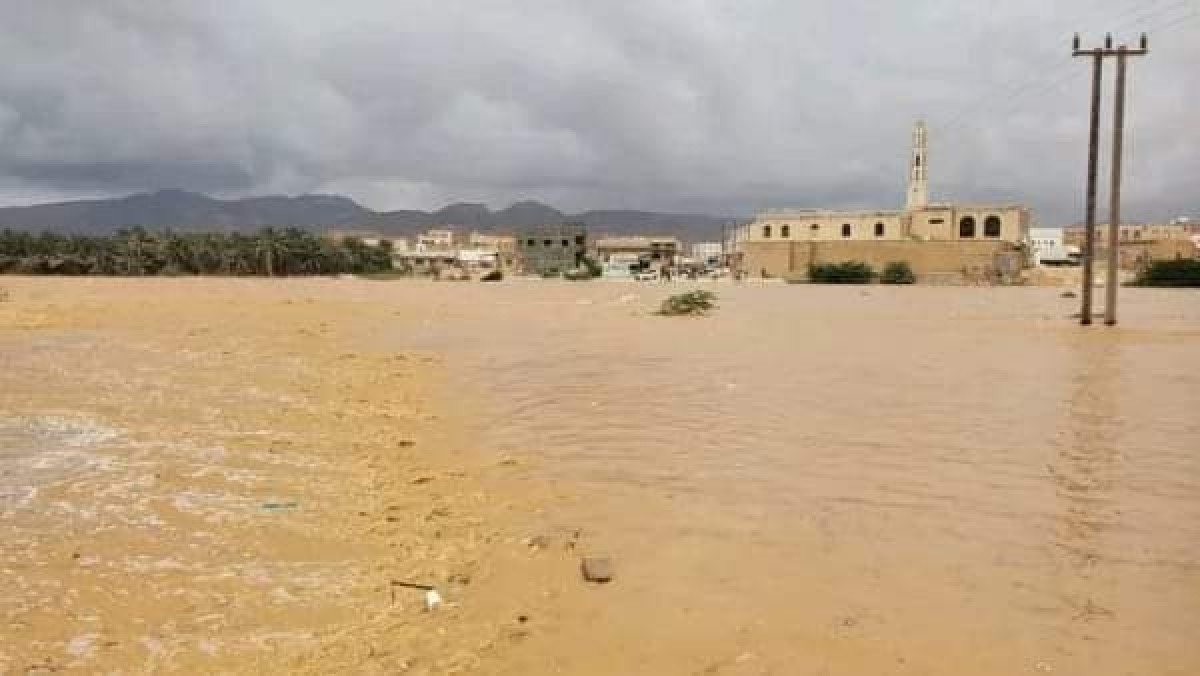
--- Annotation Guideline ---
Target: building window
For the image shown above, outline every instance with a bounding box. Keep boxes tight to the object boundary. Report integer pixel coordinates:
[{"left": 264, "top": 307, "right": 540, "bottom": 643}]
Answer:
[
  {"left": 959, "top": 217, "right": 976, "bottom": 238},
  {"left": 543, "top": 239, "right": 553, "bottom": 247},
  {"left": 526, "top": 239, "right": 535, "bottom": 247},
  {"left": 1134, "top": 231, "right": 1141, "bottom": 240},
  {"left": 841, "top": 224, "right": 852, "bottom": 238},
  {"left": 929, "top": 218, "right": 944, "bottom": 225},
  {"left": 562, "top": 239, "right": 569, "bottom": 247},
  {"left": 811, "top": 224, "right": 820, "bottom": 231},
  {"left": 762, "top": 225, "right": 772, "bottom": 238},
  {"left": 781, "top": 225, "right": 791, "bottom": 238},
  {"left": 575, "top": 235, "right": 585, "bottom": 246},
  {"left": 874, "top": 222, "right": 885, "bottom": 237},
  {"left": 984, "top": 216, "right": 1002, "bottom": 238}
]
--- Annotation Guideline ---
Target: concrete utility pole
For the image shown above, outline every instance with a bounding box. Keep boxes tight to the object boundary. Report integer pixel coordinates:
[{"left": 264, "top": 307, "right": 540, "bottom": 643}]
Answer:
[{"left": 1072, "top": 32, "right": 1147, "bottom": 326}]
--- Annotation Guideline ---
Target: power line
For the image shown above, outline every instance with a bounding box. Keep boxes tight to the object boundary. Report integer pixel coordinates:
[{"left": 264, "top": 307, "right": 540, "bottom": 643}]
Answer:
[
  {"left": 934, "top": 0, "right": 1171, "bottom": 135},
  {"left": 939, "top": 3, "right": 1195, "bottom": 140}
]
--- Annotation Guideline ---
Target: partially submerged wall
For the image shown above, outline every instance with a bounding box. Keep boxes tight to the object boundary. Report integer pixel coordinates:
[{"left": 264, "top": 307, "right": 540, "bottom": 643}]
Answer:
[{"left": 740, "top": 240, "right": 1023, "bottom": 283}]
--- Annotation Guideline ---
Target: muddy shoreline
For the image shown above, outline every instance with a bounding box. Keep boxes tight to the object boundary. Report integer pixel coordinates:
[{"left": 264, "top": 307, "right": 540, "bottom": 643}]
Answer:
[{"left": 0, "top": 278, "right": 553, "bottom": 674}]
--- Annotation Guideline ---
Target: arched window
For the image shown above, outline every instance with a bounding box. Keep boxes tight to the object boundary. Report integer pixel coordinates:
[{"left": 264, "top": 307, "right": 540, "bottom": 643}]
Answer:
[
  {"left": 959, "top": 217, "right": 976, "bottom": 238},
  {"left": 781, "top": 225, "right": 791, "bottom": 238},
  {"left": 842, "top": 224, "right": 852, "bottom": 238},
  {"left": 983, "top": 215, "right": 1001, "bottom": 238},
  {"left": 762, "top": 225, "right": 772, "bottom": 239},
  {"left": 874, "top": 222, "right": 885, "bottom": 237}
]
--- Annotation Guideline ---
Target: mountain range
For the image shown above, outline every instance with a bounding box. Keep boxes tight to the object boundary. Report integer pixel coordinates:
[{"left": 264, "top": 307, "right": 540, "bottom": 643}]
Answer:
[{"left": 0, "top": 190, "right": 733, "bottom": 241}]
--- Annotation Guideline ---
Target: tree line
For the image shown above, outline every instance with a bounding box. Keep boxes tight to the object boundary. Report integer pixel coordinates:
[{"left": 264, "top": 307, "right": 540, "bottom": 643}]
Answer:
[{"left": 0, "top": 227, "right": 394, "bottom": 276}]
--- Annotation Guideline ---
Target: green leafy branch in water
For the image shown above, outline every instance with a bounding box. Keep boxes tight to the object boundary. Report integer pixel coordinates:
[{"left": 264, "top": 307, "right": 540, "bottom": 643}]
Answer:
[{"left": 657, "top": 290, "right": 717, "bottom": 316}]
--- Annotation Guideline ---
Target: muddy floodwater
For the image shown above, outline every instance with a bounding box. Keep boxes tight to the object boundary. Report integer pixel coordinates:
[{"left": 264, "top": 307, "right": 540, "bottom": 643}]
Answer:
[
  {"left": 389, "top": 281, "right": 1200, "bottom": 675},
  {"left": 1, "top": 278, "right": 1198, "bottom": 675}
]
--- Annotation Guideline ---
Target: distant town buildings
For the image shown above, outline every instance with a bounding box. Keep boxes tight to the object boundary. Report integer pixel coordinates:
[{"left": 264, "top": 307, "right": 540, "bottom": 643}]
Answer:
[
  {"left": 735, "top": 121, "right": 1030, "bottom": 282},
  {"left": 1063, "top": 221, "right": 1200, "bottom": 269}
]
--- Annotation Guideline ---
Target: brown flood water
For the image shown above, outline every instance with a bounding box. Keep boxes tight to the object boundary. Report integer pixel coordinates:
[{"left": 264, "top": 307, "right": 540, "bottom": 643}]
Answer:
[{"left": 384, "top": 281, "right": 1200, "bottom": 675}]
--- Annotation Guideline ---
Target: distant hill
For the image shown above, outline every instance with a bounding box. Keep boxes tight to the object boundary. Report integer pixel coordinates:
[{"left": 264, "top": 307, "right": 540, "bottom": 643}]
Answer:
[{"left": 0, "top": 190, "right": 733, "bottom": 242}]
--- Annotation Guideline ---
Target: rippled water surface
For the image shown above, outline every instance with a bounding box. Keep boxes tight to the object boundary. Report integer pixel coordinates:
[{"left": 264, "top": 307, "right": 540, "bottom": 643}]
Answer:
[
  {"left": 390, "top": 282, "right": 1199, "bottom": 674},
  {"left": 0, "top": 416, "right": 116, "bottom": 508}
]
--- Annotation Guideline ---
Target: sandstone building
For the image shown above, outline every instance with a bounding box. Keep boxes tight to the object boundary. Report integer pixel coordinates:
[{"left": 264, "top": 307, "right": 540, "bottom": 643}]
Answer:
[{"left": 736, "top": 122, "right": 1030, "bottom": 282}]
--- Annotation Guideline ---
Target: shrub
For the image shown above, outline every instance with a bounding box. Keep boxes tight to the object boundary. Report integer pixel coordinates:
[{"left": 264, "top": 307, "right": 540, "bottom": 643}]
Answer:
[
  {"left": 880, "top": 261, "right": 916, "bottom": 284},
  {"left": 581, "top": 256, "right": 603, "bottom": 278},
  {"left": 540, "top": 268, "right": 561, "bottom": 278},
  {"left": 1132, "top": 259, "right": 1200, "bottom": 287},
  {"left": 481, "top": 269, "right": 503, "bottom": 282},
  {"left": 808, "top": 261, "right": 875, "bottom": 284},
  {"left": 658, "top": 290, "right": 717, "bottom": 316}
]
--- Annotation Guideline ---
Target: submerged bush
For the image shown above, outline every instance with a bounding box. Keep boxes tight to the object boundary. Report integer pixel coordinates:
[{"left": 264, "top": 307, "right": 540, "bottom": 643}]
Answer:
[
  {"left": 808, "top": 261, "right": 875, "bottom": 284},
  {"left": 880, "top": 261, "right": 916, "bottom": 284},
  {"left": 581, "top": 256, "right": 603, "bottom": 278},
  {"left": 658, "top": 290, "right": 717, "bottom": 316},
  {"left": 1132, "top": 259, "right": 1200, "bottom": 287}
]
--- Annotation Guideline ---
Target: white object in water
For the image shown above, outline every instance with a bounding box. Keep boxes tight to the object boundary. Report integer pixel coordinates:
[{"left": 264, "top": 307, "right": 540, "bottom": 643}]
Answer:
[{"left": 424, "top": 589, "right": 442, "bottom": 611}]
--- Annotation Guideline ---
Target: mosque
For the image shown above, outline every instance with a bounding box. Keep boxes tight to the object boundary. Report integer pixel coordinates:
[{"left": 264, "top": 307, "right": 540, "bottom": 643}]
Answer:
[{"left": 735, "top": 122, "right": 1030, "bottom": 281}]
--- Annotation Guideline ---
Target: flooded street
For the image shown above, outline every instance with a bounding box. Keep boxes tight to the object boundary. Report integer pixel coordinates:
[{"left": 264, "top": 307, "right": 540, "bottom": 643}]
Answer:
[
  {"left": 2, "top": 278, "right": 1197, "bottom": 674},
  {"left": 393, "top": 281, "right": 1200, "bottom": 675}
]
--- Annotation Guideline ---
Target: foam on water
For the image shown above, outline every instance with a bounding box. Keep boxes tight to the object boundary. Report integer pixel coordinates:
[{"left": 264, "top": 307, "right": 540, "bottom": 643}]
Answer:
[{"left": 0, "top": 415, "right": 119, "bottom": 508}]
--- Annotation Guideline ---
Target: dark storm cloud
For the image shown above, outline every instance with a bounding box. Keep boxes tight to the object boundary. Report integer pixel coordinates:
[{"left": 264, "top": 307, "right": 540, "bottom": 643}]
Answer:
[{"left": 1, "top": 0, "right": 1197, "bottom": 222}]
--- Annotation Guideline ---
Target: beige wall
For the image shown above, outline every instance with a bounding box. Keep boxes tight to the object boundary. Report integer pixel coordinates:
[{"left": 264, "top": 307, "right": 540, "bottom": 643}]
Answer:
[
  {"left": 740, "top": 240, "right": 1022, "bottom": 282},
  {"left": 746, "top": 211, "right": 907, "bottom": 242},
  {"left": 1065, "top": 223, "right": 1200, "bottom": 246},
  {"left": 745, "top": 204, "right": 1028, "bottom": 245},
  {"left": 910, "top": 205, "right": 1028, "bottom": 243}
]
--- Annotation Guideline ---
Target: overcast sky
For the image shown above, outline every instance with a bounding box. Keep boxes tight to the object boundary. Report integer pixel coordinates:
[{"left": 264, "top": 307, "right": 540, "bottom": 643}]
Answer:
[{"left": 1, "top": 0, "right": 1196, "bottom": 223}]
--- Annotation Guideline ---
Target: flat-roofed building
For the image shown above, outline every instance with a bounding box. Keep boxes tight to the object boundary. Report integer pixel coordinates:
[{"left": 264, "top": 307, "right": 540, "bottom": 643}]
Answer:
[
  {"left": 515, "top": 224, "right": 587, "bottom": 275},
  {"left": 594, "top": 236, "right": 680, "bottom": 266},
  {"left": 466, "top": 232, "right": 517, "bottom": 269},
  {"left": 416, "top": 228, "right": 458, "bottom": 252}
]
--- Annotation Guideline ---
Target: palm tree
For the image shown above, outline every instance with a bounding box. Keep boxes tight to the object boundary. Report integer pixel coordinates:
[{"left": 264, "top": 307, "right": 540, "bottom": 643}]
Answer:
[{"left": 256, "top": 227, "right": 284, "bottom": 277}]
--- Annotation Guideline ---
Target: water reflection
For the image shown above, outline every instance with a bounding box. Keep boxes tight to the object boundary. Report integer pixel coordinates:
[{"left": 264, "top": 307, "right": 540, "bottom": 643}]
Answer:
[{"left": 1055, "top": 334, "right": 1122, "bottom": 638}]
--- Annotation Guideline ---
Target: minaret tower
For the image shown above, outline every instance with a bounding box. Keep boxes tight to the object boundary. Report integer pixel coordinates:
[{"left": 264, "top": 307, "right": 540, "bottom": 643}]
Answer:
[{"left": 906, "top": 120, "right": 929, "bottom": 210}]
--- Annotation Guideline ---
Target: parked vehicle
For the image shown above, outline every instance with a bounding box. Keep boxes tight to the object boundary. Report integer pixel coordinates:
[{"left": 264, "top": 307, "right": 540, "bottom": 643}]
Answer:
[
  {"left": 634, "top": 268, "right": 659, "bottom": 281},
  {"left": 1038, "top": 245, "right": 1082, "bottom": 267}
]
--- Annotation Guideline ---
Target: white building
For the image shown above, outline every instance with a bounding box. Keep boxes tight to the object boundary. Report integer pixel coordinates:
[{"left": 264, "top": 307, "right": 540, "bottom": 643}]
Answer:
[
  {"left": 691, "top": 241, "right": 723, "bottom": 266},
  {"left": 1028, "top": 227, "right": 1077, "bottom": 265},
  {"left": 416, "top": 229, "right": 457, "bottom": 252}
]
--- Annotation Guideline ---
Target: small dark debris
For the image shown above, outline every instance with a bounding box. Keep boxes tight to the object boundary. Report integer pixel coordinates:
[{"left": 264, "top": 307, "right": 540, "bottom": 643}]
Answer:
[{"left": 581, "top": 556, "right": 614, "bottom": 583}]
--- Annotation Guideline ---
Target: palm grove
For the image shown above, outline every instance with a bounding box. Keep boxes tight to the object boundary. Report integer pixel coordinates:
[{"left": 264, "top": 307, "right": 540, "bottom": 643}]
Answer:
[{"left": 0, "top": 228, "right": 394, "bottom": 276}]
